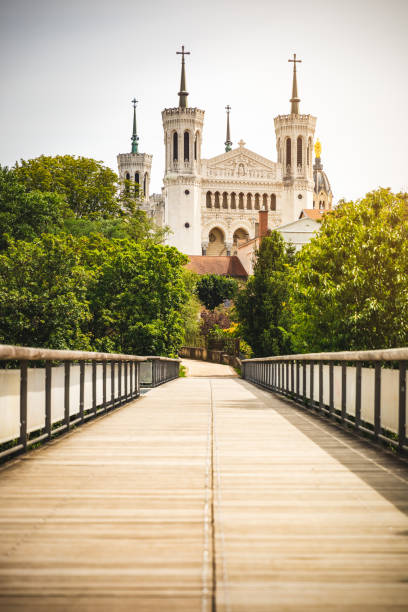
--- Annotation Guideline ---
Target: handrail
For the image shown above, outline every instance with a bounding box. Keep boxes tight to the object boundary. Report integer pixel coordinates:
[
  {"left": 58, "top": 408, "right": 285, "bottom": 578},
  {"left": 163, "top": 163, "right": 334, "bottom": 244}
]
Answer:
[
  {"left": 242, "top": 347, "right": 408, "bottom": 363},
  {"left": 0, "top": 344, "right": 147, "bottom": 362}
]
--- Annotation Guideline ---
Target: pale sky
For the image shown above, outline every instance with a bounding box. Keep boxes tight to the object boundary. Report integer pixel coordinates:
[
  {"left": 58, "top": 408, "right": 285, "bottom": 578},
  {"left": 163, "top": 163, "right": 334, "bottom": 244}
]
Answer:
[{"left": 0, "top": 0, "right": 407, "bottom": 202}]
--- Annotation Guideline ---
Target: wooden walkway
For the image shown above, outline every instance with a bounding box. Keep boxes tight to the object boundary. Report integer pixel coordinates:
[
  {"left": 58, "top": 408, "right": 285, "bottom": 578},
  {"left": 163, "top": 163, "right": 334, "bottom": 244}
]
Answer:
[{"left": 1, "top": 360, "right": 408, "bottom": 611}]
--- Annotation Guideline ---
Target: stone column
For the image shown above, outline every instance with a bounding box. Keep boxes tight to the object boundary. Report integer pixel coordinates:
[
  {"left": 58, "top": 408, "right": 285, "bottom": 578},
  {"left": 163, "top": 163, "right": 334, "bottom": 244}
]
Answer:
[
  {"left": 226, "top": 193, "right": 231, "bottom": 209},
  {"left": 225, "top": 242, "right": 232, "bottom": 256},
  {"left": 202, "top": 241, "right": 208, "bottom": 255}
]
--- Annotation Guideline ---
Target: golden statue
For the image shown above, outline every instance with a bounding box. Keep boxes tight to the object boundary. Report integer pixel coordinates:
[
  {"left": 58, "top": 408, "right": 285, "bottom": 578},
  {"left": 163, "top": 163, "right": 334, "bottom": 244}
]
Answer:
[{"left": 314, "top": 138, "right": 322, "bottom": 159}]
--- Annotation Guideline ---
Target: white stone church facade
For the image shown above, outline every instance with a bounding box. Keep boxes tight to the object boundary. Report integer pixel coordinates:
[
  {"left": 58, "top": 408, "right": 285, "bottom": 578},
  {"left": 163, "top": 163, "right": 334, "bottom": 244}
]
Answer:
[{"left": 117, "top": 49, "right": 332, "bottom": 257}]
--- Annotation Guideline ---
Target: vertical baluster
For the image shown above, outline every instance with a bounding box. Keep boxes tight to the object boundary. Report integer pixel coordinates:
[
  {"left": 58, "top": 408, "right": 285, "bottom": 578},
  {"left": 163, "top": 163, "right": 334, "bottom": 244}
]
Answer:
[
  {"left": 19, "top": 360, "right": 28, "bottom": 451},
  {"left": 355, "top": 363, "right": 361, "bottom": 431},
  {"left": 296, "top": 361, "right": 300, "bottom": 399},
  {"left": 118, "top": 361, "right": 122, "bottom": 404},
  {"left": 124, "top": 361, "right": 128, "bottom": 402},
  {"left": 64, "top": 361, "right": 70, "bottom": 430},
  {"left": 319, "top": 363, "right": 323, "bottom": 412},
  {"left": 329, "top": 362, "right": 334, "bottom": 417},
  {"left": 310, "top": 361, "right": 314, "bottom": 408},
  {"left": 79, "top": 361, "right": 85, "bottom": 422},
  {"left": 111, "top": 361, "right": 115, "bottom": 409},
  {"left": 129, "top": 360, "right": 133, "bottom": 398},
  {"left": 398, "top": 361, "right": 406, "bottom": 451},
  {"left": 303, "top": 361, "right": 306, "bottom": 403},
  {"left": 45, "top": 361, "right": 52, "bottom": 439},
  {"left": 102, "top": 361, "right": 107, "bottom": 411},
  {"left": 92, "top": 360, "right": 97, "bottom": 414},
  {"left": 341, "top": 364, "right": 347, "bottom": 423},
  {"left": 374, "top": 362, "right": 381, "bottom": 440}
]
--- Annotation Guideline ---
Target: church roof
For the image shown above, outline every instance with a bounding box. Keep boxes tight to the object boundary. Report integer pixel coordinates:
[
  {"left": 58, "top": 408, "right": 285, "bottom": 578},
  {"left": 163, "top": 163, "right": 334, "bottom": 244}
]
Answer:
[
  {"left": 186, "top": 256, "right": 248, "bottom": 279},
  {"left": 300, "top": 209, "right": 324, "bottom": 220}
]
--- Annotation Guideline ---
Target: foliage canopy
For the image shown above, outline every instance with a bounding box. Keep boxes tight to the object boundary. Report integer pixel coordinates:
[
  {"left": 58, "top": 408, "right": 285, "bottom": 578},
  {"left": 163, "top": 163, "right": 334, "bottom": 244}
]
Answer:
[{"left": 195, "top": 274, "right": 238, "bottom": 310}]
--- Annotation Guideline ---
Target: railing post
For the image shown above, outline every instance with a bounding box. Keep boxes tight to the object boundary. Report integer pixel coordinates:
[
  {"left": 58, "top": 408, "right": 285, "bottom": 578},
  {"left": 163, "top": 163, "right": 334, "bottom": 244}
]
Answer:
[
  {"left": 374, "top": 362, "right": 381, "bottom": 440},
  {"left": 102, "top": 361, "right": 107, "bottom": 411},
  {"left": 129, "top": 361, "right": 133, "bottom": 398},
  {"left": 398, "top": 361, "right": 406, "bottom": 451},
  {"left": 296, "top": 361, "right": 300, "bottom": 399},
  {"left": 124, "top": 361, "right": 128, "bottom": 402},
  {"left": 319, "top": 362, "right": 323, "bottom": 412},
  {"left": 92, "top": 360, "right": 97, "bottom": 415},
  {"left": 310, "top": 361, "right": 314, "bottom": 408},
  {"left": 355, "top": 363, "right": 361, "bottom": 431},
  {"left": 64, "top": 361, "right": 71, "bottom": 431},
  {"left": 19, "top": 360, "right": 28, "bottom": 451},
  {"left": 79, "top": 361, "right": 85, "bottom": 422},
  {"left": 329, "top": 362, "right": 334, "bottom": 417},
  {"left": 291, "top": 360, "right": 295, "bottom": 395},
  {"left": 45, "top": 361, "right": 52, "bottom": 439},
  {"left": 111, "top": 361, "right": 115, "bottom": 409},
  {"left": 303, "top": 361, "right": 306, "bottom": 403},
  {"left": 341, "top": 364, "right": 346, "bottom": 423},
  {"left": 136, "top": 362, "right": 140, "bottom": 396},
  {"left": 118, "top": 361, "right": 122, "bottom": 404}
]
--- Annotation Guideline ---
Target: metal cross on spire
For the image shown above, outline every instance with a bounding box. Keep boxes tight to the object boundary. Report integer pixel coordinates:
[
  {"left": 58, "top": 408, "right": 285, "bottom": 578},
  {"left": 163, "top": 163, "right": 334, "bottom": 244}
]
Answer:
[
  {"left": 288, "top": 53, "right": 302, "bottom": 115},
  {"left": 225, "top": 105, "right": 232, "bottom": 152},
  {"left": 131, "top": 98, "right": 139, "bottom": 154},
  {"left": 177, "top": 45, "right": 190, "bottom": 108}
]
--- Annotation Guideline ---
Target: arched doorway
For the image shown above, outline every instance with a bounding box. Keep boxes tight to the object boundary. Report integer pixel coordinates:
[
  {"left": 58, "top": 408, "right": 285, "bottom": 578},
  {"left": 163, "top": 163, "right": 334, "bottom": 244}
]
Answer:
[
  {"left": 232, "top": 227, "right": 249, "bottom": 254},
  {"left": 207, "top": 227, "right": 226, "bottom": 256}
]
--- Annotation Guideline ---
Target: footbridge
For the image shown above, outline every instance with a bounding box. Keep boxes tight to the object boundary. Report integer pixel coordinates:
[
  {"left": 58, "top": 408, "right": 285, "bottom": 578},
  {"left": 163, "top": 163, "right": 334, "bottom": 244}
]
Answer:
[{"left": 0, "top": 346, "right": 408, "bottom": 611}]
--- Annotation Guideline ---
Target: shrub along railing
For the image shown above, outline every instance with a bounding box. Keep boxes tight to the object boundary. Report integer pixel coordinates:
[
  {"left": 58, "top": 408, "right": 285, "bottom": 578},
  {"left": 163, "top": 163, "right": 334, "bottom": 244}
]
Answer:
[
  {"left": 0, "top": 344, "right": 180, "bottom": 460},
  {"left": 242, "top": 348, "right": 408, "bottom": 453}
]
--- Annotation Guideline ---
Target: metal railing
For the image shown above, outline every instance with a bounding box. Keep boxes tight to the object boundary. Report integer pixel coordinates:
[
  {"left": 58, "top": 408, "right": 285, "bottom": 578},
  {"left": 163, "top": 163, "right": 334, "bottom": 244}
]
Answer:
[
  {"left": 0, "top": 345, "right": 180, "bottom": 460},
  {"left": 141, "top": 356, "right": 181, "bottom": 387},
  {"left": 242, "top": 348, "right": 408, "bottom": 453}
]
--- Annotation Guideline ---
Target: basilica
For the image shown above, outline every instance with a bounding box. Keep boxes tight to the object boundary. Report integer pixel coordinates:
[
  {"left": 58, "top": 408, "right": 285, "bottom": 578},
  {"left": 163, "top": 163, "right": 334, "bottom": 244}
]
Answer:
[{"left": 117, "top": 48, "right": 332, "bottom": 260}]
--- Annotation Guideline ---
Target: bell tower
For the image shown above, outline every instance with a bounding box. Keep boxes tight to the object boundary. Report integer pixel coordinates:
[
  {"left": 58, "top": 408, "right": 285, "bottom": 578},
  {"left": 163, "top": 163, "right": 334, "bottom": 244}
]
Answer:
[
  {"left": 117, "top": 99, "right": 152, "bottom": 200},
  {"left": 162, "top": 46, "right": 204, "bottom": 255},
  {"left": 274, "top": 54, "right": 316, "bottom": 223}
]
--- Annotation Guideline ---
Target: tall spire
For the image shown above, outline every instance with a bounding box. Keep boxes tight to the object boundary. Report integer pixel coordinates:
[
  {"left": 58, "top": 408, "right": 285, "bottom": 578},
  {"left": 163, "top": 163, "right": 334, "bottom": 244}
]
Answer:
[
  {"left": 131, "top": 98, "right": 139, "bottom": 153},
  {"left": 176, "top": 45, "right": 190, "bottom": 108},
  {"left": 225, "top": 105, "right": 232, "bottom": 152},
  {"left": 288, "top": 53, "right": 302, "bottom": 114}
]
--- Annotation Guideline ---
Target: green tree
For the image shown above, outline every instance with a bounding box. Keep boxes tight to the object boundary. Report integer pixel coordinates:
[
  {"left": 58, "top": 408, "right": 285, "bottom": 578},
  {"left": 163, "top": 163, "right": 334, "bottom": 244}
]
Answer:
[
  {"left": 291, "top": 188, "right": 408, "bottom": 352},
  {"left": 0, "top": 235, "right": 92, "bottom": 350},
  {"left": 13, "top": 155, "right": 121, "bottom": 218},
  {"left": 85, "top": 239, "right": 189, "bottom": 356},
  {"left": 0, "top": 166, "right": 67, "bottom": 250},
  {"left": 235, "top": 231, "right": 294, "bottom": 357},
  {"left": 195, "top": 274, "right": 238, "bottom": 310}
]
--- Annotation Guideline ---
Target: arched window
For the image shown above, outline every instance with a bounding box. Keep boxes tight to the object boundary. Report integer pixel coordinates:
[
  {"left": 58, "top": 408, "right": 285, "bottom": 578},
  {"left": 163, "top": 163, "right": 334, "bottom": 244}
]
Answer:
[
  {"left": 230, "top": 193, "right": 236, "bottom": 209},
  {"left": 262, "top": 194, "right": 268, "bottom": 210},
  {"left": 277, "top": 138, "right": 281, "bottom": 162},
  {"left": 135, "top": 172, "right": 139, "bottom": 185},
  {"left": 239, "top": 193, "right": 244, "bottom": 209},
  {"left": 297, "top": 136, "right": 303, "bottom": 167},
  {"left": 206, "top": 191, "right": 212, "bottom": 208},
  {"left": 214, "top": 191, "right": 220, "bottom": 209},
  {"left": 143, "top": 173, "right": 147, "bottom": 194},
  {"left": 184, "top": 131, "right": 190, "bottom": 162},
  {"left": 194, "top": 133, "right": 198, "bottom": 160},
  {"left": 270, "top": 194, "right": 276, "bottom": 211},
  {"left": 125, "top": 172, "right": 130, "bottom": 180},
  {"left": 254, "top": 193, "right": 260, "bottom": 210},
  {"left": 286, "top": 138, "right": 291, "bottom": 168},
  {"left": 247, "top": 194, "right": 252, "bottom": 210},
  {"left": 222, "top": 192, "right": 228, "bottom": 209},
  {"left": 173, "top": 132, "right": 178, "bottom": 161}
]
